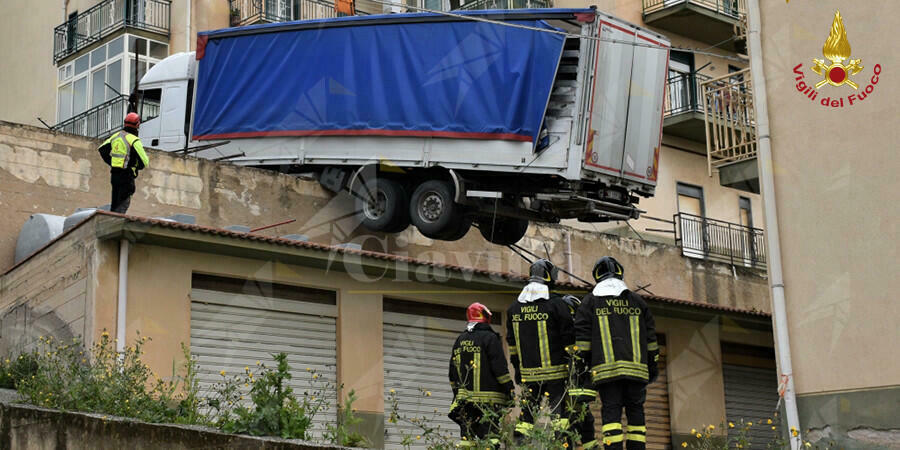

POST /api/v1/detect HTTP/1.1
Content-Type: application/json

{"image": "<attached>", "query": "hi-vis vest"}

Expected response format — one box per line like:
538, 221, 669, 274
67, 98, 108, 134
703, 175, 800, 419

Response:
104, 131, 139, 169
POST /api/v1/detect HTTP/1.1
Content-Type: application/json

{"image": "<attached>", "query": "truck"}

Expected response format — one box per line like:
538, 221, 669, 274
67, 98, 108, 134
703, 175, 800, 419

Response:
137, 8, 670, 245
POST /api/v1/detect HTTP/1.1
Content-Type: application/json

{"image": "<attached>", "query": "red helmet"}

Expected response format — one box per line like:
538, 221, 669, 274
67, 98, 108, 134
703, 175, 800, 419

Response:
466, 303, 492, 323
124, 112, 141, 127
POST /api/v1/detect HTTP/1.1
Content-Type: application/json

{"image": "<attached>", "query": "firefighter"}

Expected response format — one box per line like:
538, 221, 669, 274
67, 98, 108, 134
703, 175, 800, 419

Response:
97, 112, 149, 213
574, 257, 659, 450
507, 259, 575, 437
448, 302, 514, 445
561, 294, 598, 448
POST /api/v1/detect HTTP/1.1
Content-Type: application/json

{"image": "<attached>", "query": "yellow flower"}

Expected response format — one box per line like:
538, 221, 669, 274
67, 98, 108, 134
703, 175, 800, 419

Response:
729, 422, 735, 428
747, 422, 753, 427
792, 429, 799, 437
544, 392, 549, 397
390, 389, 395, 394
416, 436, 421, 440
691, 429, 696, 434
572, 345, 579, 351
425, 391, 432, 397
682, 443, 688, 448
220, 370, 226, 376
772, 426, 777, 430
696, 433, 702, 438
306, 367, 311, 372
767, 419, 773, 424
563, 443, 569, 448
708, 424, 715, 430
244, 366, 249, 371
605, 440, 611, 446
804, 443, 811, 448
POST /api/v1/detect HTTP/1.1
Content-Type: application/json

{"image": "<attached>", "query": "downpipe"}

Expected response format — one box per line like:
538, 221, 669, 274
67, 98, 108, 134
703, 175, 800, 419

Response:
116, 239, 129, 355
747, 1, 802, 447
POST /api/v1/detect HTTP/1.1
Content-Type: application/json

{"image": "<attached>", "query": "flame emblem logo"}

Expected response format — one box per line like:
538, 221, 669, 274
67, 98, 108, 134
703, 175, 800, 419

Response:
812, 11, 863, 89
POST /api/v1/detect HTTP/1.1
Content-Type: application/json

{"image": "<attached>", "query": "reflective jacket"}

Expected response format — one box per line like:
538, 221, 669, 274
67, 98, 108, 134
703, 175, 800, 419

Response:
98, 129, 149, 178
449, 323, 513, 407
506, 293, 575, 383
574, 280, 658, 385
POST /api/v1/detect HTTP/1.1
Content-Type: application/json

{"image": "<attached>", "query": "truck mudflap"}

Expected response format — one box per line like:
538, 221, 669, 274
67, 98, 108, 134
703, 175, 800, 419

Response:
582, 16, 669, 187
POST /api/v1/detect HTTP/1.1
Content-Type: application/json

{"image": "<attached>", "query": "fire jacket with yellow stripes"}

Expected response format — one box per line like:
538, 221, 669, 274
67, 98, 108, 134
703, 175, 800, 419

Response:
574, 287, 658, 385
506, 293, 575, 383
449, 323, 514, 407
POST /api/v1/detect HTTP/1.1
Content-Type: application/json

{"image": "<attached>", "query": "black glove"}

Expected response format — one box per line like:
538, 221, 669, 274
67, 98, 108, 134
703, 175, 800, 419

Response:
648, 364, 659, 384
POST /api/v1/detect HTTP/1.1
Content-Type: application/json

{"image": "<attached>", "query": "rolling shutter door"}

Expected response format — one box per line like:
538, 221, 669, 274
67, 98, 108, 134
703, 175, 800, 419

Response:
190, 287, 338, 436
723, 364, 778, 444
593, 341, 672, 449
383, 311, 467, 449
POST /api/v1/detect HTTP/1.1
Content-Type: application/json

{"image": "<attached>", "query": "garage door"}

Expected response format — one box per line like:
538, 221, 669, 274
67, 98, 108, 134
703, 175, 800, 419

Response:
383, 310, 465, 449
190, 282, 338, 437
593, 336, 672, 449
723, 364, 778, 444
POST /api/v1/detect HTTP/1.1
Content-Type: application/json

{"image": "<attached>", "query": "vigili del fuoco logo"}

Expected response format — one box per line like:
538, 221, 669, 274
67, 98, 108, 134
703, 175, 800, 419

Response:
793, 10, 882, 108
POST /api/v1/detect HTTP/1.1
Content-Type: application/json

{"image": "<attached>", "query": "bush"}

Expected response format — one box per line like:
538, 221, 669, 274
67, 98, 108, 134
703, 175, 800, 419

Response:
0, 351, 39, 389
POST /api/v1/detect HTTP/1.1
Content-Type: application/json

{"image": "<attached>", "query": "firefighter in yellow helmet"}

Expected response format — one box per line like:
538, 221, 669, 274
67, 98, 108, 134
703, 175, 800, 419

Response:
97, 112, 149, 213
448, 302, 513, 446
574, 257, 659, 450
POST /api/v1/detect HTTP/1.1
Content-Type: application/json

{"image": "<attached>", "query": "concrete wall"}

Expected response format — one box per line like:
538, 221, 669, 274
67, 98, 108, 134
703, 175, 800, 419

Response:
0, 0, 61, 127
758, 1, 900, 447
0, 219, 107, 355
0, 396, 342, 450
0, 121, 771, 313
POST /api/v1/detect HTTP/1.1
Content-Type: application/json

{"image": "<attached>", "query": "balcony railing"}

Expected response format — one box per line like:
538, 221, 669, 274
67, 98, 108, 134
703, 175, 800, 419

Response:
701, 68, 756, 173
674, 212, 765, 268
456, 0, 551, 10
53, 96, 130, 139
643, 0, 746, 20
53, 0, 171, 63
665, 72, 710, 117
229, 0, 366, 26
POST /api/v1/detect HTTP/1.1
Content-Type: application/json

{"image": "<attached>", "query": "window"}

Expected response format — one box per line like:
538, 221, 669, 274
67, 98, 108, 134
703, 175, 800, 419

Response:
139, 88, 162, 121
667, 51, 696, 114
738, 197, 752, 229
55, 34, 168, 126
676, 183, 707, 257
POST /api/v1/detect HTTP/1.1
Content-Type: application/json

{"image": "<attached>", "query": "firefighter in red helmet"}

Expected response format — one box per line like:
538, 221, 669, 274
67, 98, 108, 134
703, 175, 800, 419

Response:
448, 303, 513, 446
97, 112, 148, 213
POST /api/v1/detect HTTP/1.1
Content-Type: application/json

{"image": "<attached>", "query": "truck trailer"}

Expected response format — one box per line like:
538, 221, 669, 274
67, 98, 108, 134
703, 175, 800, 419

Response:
137, 8, 670, 245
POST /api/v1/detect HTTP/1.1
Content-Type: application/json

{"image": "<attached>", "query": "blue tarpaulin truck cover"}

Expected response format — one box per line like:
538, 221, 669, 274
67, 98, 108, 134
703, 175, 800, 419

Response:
193, 11, 573, 144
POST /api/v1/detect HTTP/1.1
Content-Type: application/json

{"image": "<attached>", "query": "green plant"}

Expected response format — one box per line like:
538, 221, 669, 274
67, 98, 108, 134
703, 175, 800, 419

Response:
681, 417, 827, 449
326, 389, 371, 447
13, 332, 203, 424
0, 351, 39, 389
208, 353, 328, 440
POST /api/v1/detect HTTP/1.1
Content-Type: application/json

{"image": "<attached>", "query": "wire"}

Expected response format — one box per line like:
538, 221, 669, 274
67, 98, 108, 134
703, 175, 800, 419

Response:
365, 0, 747, 63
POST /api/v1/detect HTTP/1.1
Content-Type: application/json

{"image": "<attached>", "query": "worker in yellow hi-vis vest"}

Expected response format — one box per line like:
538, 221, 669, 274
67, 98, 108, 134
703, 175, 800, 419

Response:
97, 113, 149, 213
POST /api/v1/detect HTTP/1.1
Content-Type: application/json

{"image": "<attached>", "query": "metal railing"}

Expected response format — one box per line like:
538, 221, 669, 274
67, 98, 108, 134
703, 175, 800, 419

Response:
53, 95, 130, 139
674, 212, 766, 268
456, 0, 551, 10
643, 0, 746, 19
665, 72, 710, 117
53, 0, 171, 62
230, 0, 354, 26
701, 68, 757, 173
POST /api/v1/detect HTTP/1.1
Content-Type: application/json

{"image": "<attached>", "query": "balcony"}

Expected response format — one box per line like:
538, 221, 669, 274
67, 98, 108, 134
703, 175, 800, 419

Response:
52, 95, 160, 140
53, 0, 171, 63
642, 0, 746, 52
663, 72, 710, 145
456, 0, 551, 10
701, 69, 758, 193
675, 212, 765, 269
229, 0, 366, 26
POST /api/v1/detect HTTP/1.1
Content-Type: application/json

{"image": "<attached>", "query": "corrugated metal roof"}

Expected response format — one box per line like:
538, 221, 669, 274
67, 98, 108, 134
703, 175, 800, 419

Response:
8, 210, 771, 318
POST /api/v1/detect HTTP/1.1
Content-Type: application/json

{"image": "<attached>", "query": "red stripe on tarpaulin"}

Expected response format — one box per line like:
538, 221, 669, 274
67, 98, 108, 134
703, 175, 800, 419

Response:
193, 128, 534, 142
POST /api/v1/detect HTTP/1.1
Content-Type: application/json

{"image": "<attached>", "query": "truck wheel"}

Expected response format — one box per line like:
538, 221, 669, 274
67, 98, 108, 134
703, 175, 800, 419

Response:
478, 217, 530, 245
440, 216, 472, 241
410, 180, 463, 239
355, 178, 410, 233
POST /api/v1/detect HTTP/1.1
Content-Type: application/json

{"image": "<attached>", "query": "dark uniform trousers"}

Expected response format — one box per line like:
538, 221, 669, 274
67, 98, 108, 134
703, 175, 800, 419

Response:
451, 402, 505, 441
111, 172, 136, 214
597, 380, 648, 450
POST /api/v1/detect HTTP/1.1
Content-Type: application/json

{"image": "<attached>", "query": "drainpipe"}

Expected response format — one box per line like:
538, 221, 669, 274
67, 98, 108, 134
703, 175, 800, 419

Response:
747, 1, 801, 448
116, 239, 129, 354
185, 0, 191, 52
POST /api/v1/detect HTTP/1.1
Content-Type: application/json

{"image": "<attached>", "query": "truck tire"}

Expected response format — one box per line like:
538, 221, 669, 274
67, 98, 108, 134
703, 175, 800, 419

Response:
440, 216, 472, 241
355, 178, 410, 233
478, 217, 529, 245
409, 179, 464, 239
